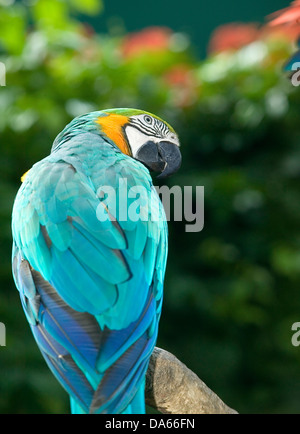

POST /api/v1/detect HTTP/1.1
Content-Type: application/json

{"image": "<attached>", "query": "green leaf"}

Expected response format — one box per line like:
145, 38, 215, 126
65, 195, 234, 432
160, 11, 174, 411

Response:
33, 0, 69, 30
0, 6, 26, 54
69, 0, 103, 15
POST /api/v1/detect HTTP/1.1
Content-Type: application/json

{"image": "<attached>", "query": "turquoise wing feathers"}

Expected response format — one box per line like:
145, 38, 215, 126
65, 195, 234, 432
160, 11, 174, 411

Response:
11, 131, 168, 414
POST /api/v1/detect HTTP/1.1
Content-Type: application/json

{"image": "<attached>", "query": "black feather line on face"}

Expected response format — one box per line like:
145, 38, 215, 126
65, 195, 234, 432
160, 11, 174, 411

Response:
129, 117, 170, 139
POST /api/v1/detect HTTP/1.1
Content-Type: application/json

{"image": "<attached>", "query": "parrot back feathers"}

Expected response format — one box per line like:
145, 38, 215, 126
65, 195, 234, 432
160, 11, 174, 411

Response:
12, 131, 168, 414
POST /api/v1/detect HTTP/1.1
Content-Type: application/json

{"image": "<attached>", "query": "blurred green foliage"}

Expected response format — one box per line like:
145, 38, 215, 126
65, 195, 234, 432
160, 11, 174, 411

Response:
1, 0, 300, 414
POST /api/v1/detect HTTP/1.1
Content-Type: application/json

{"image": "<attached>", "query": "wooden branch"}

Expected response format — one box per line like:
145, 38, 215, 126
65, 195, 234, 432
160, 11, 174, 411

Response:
145, 347, 238, 414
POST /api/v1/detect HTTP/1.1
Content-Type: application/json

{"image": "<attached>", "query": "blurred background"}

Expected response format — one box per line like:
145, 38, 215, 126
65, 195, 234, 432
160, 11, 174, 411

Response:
1, 0, 300, 414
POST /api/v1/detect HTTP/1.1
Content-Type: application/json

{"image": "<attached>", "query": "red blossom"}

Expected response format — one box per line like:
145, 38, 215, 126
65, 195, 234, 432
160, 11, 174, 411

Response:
268, 1, 300, 27
208, 23, 260, 54
164, 64, 192, 86
266, 1, 300, 41
261, 24, 300, 42
121, 27, 171, 59
164, 65, 198, 107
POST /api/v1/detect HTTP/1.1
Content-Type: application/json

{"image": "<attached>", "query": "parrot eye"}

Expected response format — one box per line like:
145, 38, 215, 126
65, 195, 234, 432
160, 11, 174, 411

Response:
144, 115, 153, 125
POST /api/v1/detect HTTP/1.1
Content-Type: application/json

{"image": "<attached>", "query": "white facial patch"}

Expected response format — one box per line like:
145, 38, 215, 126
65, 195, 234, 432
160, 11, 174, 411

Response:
125, 125, 159, 157
125, 120, 180, 158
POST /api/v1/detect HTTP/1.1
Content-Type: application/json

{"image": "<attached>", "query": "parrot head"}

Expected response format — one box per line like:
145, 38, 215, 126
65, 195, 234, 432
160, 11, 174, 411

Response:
53, 108, 181, 179
96, 108, 181, 178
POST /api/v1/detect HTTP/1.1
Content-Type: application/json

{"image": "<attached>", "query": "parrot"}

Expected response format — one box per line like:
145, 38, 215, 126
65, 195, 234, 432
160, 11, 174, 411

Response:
11, 108, 181, 414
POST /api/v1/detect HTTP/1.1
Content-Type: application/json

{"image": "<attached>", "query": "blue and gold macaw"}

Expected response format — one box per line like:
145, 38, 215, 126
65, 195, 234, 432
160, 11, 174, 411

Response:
11, 108, 181, 414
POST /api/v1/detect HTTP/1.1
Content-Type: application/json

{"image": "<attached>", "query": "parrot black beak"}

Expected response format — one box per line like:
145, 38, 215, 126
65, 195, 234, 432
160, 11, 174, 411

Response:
156, 141, 182, 179
135, 140, 182, 179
